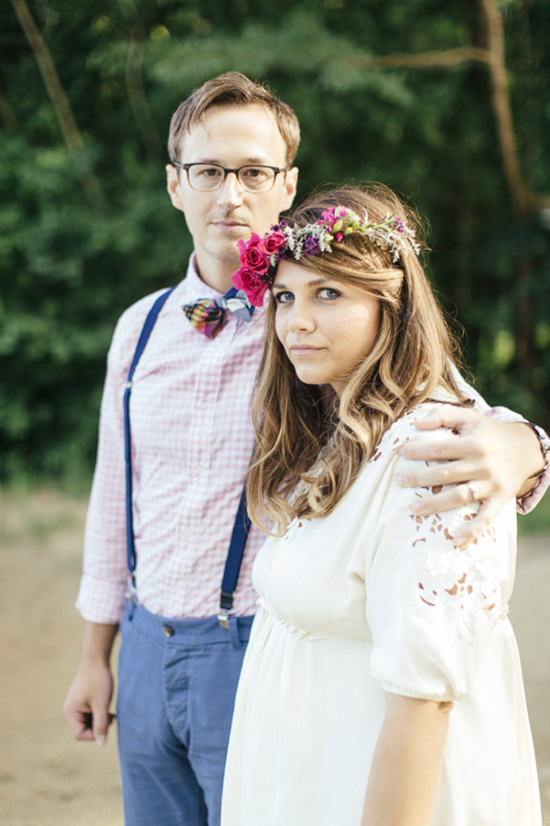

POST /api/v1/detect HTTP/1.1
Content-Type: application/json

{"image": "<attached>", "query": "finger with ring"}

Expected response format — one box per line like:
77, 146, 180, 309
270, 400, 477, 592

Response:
463, 481, 480, 503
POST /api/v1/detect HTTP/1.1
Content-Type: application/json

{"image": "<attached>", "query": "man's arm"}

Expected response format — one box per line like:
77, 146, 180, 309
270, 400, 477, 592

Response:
63, 621, 119, 746
397, 407, 548, 548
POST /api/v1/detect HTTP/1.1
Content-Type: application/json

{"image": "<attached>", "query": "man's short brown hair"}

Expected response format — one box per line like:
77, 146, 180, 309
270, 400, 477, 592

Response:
168, 72, 301, 167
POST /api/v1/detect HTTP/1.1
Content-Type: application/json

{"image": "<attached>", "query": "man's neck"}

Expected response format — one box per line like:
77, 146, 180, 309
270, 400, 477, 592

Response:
194, 252, 238, 295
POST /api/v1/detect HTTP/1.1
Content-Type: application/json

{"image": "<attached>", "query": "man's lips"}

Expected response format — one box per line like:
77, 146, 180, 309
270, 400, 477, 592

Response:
211, 219, 248, 231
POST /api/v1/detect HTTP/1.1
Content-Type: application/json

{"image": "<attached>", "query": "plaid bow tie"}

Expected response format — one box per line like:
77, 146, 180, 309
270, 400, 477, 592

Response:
183, 287, 254, 339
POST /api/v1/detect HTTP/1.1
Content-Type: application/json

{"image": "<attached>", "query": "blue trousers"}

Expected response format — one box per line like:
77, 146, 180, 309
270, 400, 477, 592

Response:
117, 599, 253, 826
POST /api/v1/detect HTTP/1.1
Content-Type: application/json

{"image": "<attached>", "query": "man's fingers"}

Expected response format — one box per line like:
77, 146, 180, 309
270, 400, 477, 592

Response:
397, 436, 482, 464
408, 483, 482, 516
398, 460, 489, 492
64, 708, 95, 742
65, 708, 115, 745
412, 406, 482, 431
92, 706, 114, 746
451, 500, 500, 549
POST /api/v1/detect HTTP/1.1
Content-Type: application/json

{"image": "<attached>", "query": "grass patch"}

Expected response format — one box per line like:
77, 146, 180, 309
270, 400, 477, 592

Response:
518, 487, 550, 535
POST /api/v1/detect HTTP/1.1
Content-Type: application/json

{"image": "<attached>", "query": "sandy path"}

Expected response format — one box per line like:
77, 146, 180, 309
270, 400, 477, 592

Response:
0, 490, 548, 825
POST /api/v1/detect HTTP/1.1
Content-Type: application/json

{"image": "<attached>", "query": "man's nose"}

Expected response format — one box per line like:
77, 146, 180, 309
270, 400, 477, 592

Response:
216, 172, 244, 208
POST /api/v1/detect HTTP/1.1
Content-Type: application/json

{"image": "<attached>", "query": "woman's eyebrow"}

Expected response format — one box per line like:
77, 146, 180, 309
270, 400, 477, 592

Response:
273, 278, 328, 290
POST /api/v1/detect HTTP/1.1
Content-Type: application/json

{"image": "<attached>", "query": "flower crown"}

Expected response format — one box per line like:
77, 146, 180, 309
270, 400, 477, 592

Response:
231, 206, 421, 307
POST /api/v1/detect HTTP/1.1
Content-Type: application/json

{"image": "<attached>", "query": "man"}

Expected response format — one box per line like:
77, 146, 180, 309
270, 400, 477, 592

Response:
64, 73, 549, 826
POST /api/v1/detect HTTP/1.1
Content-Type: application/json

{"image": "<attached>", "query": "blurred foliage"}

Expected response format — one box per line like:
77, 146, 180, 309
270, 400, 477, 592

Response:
1, 0, 549, 484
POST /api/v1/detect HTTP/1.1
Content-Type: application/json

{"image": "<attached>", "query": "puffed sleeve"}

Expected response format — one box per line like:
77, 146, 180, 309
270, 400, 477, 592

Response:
366, 413, 516, 702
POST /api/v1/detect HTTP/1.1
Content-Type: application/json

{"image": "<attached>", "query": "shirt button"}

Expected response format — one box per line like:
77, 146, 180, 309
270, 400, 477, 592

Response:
194, 464, 204, 476
163, 625, 175, 637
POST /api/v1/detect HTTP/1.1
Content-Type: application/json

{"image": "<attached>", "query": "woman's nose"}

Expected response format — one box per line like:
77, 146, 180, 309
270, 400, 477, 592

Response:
288, 300, 316, 332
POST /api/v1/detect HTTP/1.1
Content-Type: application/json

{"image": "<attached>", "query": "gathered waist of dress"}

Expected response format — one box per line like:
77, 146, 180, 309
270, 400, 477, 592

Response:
256, 597, 314, 640
256, 597, 373, 643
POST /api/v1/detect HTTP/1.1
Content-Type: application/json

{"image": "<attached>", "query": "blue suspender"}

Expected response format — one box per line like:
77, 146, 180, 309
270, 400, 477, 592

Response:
123, 287, 251, 628
219, 485, 250, 627
124, 289, 174, 578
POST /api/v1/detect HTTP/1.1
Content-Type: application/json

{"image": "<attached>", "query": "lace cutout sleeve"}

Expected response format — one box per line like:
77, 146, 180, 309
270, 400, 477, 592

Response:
366, 408, 516, 702
411, 512, 507, 637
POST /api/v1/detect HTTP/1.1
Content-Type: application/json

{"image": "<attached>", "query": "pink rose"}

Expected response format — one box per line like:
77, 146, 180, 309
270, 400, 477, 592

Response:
263, 230, 286, 255
231, 270, 245, 291
237, 233, 269, 273
231, 266, 270, 307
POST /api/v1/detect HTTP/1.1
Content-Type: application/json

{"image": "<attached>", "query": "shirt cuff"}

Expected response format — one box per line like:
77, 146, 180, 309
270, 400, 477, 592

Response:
76, 574, 127, 625
484, 409, 550, 513
517, 467, 550, 514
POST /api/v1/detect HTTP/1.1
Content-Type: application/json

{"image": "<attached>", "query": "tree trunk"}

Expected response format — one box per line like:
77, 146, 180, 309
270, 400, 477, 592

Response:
10, 0, 105, 209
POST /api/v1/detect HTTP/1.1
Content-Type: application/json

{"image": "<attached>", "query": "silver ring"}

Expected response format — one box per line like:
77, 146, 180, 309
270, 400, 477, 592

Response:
464, 481, 480, 503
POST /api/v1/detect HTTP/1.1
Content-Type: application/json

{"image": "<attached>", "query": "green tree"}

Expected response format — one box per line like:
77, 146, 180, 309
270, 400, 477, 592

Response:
1, 0, 549, 484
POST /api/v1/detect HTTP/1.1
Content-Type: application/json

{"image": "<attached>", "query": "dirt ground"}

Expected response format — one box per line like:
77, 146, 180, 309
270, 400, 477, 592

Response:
0, 490, 549, 826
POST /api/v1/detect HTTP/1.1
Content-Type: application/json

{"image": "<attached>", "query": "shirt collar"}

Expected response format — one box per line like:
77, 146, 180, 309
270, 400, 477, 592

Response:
175, 253, 268, 327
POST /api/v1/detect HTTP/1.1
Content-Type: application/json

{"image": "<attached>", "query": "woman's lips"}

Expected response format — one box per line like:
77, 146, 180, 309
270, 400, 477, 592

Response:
289, 345, 324, 354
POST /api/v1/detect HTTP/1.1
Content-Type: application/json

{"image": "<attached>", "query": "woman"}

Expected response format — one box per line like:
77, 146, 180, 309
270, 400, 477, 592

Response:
221, 185, 541, 826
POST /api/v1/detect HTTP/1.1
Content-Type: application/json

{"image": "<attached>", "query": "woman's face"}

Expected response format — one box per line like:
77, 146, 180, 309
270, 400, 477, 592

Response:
273, 260, 380, 396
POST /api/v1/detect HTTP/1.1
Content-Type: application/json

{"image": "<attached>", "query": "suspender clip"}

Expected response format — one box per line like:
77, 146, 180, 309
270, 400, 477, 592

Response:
218, 589, 234, 628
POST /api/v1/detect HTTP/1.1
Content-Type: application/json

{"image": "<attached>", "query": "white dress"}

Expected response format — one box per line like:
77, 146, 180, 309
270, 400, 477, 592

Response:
221, 403, 542, 826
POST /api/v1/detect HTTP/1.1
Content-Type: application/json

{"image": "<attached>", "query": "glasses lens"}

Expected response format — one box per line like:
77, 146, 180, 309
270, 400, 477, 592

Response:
188, 164, 225, 191
186, 164, 279, 192
238, 166, 276, 192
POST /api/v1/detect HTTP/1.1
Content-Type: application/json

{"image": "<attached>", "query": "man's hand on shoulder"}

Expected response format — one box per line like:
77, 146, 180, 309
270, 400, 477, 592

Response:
396, 406, 546, 549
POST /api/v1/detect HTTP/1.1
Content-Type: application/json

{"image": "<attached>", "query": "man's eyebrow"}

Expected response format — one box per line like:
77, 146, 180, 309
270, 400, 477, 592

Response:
189, 157, 272, 165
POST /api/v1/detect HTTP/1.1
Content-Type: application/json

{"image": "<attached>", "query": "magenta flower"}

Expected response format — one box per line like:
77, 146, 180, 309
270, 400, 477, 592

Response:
263, 230, 286, 255
321, 208, 337, 229
232, 266, 271, 307
237, 233, 270, 273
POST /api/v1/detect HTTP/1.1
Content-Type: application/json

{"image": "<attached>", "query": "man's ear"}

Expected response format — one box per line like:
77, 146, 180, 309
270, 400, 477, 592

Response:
166, 164, 184, 214
281, 166, 299, 212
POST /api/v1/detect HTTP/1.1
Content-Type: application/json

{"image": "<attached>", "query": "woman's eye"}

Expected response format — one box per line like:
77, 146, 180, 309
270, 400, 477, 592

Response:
319, 288, 340, 300
274, 291, 294, 304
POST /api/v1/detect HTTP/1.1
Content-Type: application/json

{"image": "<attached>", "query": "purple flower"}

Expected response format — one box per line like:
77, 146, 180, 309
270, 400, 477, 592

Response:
303, 236, 322, 256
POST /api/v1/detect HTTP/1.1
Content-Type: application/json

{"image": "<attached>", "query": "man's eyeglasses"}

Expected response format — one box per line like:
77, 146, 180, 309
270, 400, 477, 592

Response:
170, 161, 289, 193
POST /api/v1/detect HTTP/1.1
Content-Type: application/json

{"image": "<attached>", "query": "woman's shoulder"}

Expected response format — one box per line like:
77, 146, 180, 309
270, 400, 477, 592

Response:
373, 397, 459, 460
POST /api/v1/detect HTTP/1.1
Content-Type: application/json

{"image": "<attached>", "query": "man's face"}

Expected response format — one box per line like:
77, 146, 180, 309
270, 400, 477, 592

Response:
167, 104, 298, 285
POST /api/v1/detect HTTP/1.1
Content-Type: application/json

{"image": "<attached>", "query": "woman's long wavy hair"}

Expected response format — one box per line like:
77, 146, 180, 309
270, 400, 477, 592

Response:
247, 184, 469, 535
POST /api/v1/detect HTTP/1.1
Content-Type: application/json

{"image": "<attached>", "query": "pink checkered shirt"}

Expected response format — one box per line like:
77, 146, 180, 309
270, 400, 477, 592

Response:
77, 259, 550, 624
77, 259, 269, 623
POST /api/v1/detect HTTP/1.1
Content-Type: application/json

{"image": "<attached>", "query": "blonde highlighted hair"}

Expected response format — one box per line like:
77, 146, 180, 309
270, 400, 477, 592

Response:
168, 72, 301, 167
247, 184, 469, 535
